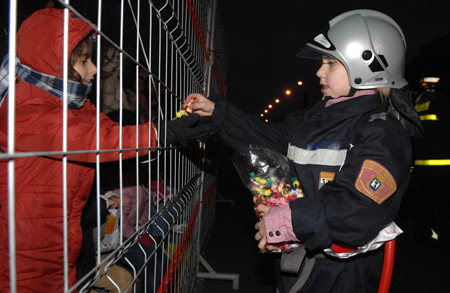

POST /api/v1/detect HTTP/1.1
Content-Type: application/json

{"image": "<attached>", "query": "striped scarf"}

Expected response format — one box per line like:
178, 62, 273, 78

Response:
0, 54, 91, 109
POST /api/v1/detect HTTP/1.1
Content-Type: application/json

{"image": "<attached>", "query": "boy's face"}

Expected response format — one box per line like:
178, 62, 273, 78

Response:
73, 56, 97, 84
316, 56, 351, 98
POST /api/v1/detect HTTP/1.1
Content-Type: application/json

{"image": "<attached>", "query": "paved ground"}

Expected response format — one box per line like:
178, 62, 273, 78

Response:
194, 152, 450, 293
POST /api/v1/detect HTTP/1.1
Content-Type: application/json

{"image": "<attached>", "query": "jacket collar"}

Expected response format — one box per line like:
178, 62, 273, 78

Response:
324, 90, 378, 108
320, 91, 385, 125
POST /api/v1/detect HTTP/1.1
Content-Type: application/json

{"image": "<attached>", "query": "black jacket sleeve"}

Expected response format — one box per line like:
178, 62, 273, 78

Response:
211, 96, 305, 155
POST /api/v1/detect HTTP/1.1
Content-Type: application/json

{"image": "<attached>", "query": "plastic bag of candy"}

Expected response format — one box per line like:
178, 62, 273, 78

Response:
232, 144, 304, 252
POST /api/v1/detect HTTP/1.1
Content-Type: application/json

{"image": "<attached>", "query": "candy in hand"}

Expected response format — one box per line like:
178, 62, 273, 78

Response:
184, 97, 197, 114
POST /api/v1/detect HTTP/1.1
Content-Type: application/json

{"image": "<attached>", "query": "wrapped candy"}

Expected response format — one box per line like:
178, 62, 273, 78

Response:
175, 109, 186, 118
173, 97, 197, 120
184, 97, 196, 114
249, 173, 302, 218
232, 145, 305, 252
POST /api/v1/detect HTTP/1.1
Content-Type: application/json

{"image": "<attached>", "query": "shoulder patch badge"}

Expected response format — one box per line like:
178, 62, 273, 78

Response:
319, 171, 335, 189
355, 159, 397, 204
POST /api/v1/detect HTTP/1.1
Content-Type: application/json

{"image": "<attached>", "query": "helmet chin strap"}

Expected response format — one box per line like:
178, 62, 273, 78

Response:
334, 87, 358, 99
346, 87, 358, 97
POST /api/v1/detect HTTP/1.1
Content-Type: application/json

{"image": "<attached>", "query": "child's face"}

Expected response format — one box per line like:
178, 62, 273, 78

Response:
73, 56, 97, 84
316, 56, 351, 98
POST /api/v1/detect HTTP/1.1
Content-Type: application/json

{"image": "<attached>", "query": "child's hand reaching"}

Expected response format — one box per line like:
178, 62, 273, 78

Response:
184, 93, 215, 116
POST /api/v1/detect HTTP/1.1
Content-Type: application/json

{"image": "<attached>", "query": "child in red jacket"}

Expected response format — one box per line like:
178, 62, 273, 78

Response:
0, 6, 213, 291
0, 8, 156, 292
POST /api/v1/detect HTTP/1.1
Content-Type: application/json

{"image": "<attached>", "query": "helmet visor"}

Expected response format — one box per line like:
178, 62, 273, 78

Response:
296, 45, 329, 60
296, 45, 340, 66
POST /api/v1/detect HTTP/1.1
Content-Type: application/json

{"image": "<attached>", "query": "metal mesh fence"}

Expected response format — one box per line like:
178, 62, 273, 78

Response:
1, 0, 227, 292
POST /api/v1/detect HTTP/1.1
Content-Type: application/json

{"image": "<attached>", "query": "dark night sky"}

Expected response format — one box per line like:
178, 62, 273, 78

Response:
2, 1, 448, 119
217, 1, 450, 119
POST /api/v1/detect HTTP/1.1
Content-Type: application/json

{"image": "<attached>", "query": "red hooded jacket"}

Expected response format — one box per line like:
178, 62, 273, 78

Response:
0, 8, 156, 292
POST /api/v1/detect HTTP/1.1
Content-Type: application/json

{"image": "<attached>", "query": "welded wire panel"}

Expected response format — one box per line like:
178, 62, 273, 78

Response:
1, 0, 226, 292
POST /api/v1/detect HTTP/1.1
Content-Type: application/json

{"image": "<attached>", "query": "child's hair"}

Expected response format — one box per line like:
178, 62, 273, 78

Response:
68, 33, 95, 82
377, 88, 391, 101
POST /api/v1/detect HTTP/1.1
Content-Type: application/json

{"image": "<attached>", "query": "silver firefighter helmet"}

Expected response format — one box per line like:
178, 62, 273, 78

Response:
298, 9, 407, 89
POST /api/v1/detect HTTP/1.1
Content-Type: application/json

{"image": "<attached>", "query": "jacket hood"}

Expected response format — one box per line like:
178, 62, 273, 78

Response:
16, 8, 95, 77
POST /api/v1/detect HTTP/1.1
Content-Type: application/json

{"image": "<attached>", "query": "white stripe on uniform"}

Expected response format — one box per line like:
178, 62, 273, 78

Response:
287, 143, 347, 166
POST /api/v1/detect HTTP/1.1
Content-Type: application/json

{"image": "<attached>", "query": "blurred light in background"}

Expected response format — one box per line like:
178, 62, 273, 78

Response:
261, 80, 308, 122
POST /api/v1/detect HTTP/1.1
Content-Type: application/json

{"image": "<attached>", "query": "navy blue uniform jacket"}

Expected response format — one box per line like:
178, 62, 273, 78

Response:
211, 92, 412, 292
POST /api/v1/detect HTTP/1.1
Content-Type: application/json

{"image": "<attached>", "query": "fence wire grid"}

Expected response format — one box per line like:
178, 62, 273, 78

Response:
1, 0, 228, 292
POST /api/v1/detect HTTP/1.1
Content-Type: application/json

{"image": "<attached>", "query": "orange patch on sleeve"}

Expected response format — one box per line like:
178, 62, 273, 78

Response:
355, 159, 397, 204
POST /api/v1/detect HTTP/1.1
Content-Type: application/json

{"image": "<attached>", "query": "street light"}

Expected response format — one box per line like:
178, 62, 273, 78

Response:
275, 98, 280, 103
298, 81, 303, 86
285, 89, 291, 95
268, 104, 273, 109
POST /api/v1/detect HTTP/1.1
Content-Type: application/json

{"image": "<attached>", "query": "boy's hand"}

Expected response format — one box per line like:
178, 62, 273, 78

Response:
184, 93, 215, 116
